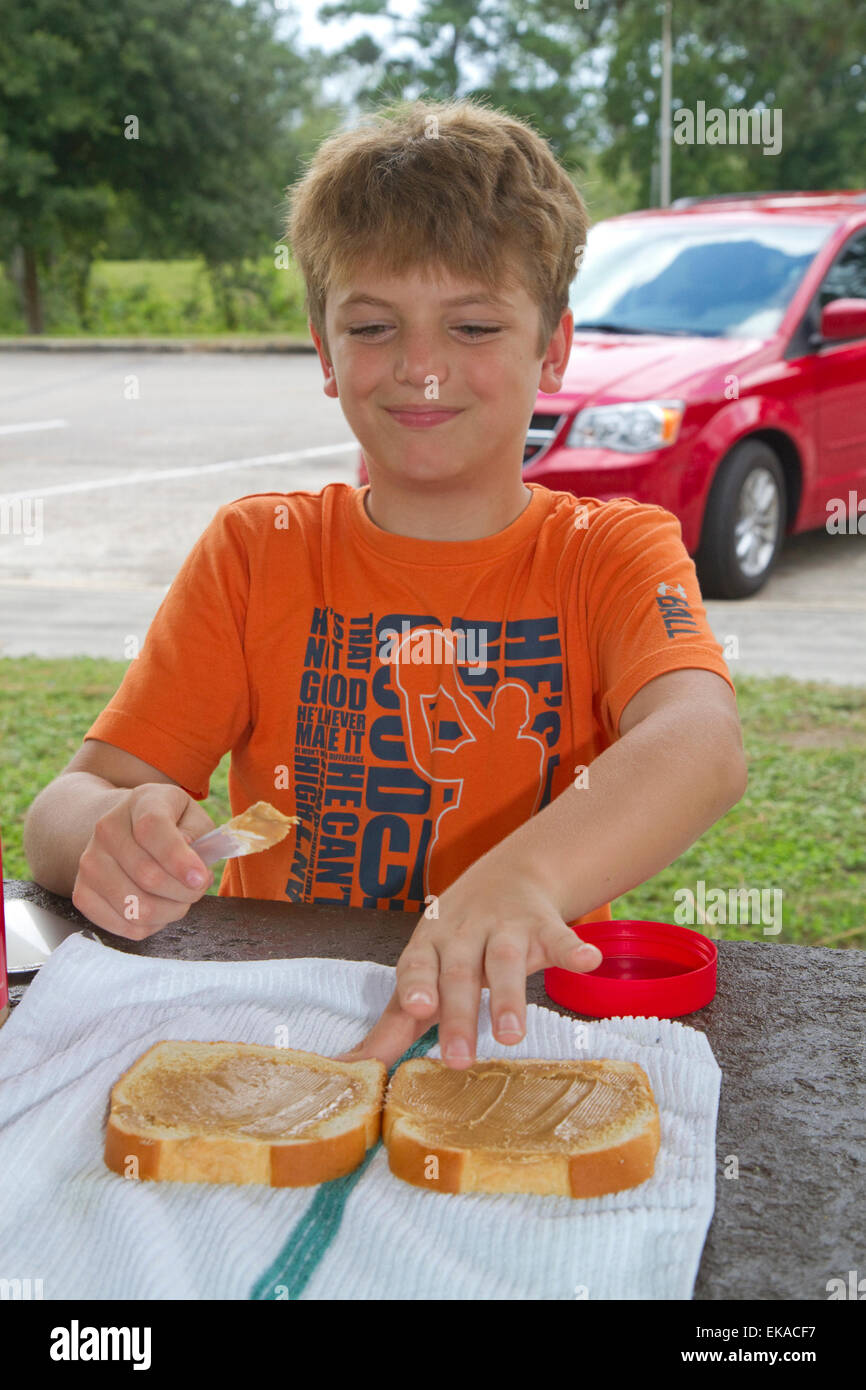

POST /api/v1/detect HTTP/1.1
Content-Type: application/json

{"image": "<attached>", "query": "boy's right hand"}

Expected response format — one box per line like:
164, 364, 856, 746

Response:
72, 783, 217, 938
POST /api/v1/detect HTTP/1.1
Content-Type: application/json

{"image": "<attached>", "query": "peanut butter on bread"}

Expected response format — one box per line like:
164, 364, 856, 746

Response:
104, 1041, 387, 1187
383, 1057, 661, 1198
114, 1051, 364, 1141
387, 1058, 652, 1153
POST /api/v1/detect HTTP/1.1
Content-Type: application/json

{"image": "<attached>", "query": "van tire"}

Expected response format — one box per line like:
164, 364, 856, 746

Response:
695, 440, 786, 599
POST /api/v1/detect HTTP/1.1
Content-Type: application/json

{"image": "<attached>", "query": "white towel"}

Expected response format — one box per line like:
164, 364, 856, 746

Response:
0, 932, 720, 1300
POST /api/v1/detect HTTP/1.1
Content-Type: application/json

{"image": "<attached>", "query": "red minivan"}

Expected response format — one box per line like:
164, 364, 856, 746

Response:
358, 191, 866, 597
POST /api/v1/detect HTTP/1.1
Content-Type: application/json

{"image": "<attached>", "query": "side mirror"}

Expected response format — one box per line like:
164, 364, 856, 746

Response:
819, 297, 866, 343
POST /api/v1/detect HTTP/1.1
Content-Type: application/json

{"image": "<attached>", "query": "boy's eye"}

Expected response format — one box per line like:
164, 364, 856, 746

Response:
346, 324, 500, 338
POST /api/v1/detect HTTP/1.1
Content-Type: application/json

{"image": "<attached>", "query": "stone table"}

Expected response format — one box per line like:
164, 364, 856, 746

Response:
3, 879, 863, 1301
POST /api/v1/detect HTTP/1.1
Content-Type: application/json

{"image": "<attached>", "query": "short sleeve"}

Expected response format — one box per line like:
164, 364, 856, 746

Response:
578, 498, 736, 742
83, 503, 251, 800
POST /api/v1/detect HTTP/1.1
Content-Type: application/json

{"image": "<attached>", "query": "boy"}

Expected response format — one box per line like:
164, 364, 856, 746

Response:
23, 98, 747, 1071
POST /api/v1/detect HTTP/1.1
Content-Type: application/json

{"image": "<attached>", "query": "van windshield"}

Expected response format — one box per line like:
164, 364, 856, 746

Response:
570, 216, 833, 338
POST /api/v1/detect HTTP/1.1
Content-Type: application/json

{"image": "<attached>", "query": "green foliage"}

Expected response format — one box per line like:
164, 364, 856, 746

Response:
0, 257, 310, 336
601, 0, 866, 204
0, 0, 344, 330
615, 674, 866, 946
0, 657, 231, 898
317, 0, 866, 207
316, 0, 611, 163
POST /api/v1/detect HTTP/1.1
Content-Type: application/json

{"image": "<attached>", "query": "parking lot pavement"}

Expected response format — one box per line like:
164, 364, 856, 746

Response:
699, 528, 866, 685
1, 353, 864, 682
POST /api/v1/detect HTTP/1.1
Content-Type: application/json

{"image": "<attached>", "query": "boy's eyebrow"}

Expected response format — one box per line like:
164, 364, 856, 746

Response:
337, 292, 512, 310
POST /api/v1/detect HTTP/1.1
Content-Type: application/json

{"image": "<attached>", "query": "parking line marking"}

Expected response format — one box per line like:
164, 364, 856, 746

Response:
0, 418, 68, 436
0, 442, 359, 501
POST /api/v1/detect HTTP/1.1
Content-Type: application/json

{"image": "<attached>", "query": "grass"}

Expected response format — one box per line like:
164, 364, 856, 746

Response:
0, 258, 312, 338
1, 657, 864, 950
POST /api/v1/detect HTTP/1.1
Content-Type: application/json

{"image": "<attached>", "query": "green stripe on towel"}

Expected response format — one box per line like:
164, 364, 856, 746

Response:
250, 1025, 439, 1300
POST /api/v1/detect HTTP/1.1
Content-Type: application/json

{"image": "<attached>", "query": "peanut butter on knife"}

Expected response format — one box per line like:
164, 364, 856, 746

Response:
225, 801, 300, 849
191, 801, 300, 866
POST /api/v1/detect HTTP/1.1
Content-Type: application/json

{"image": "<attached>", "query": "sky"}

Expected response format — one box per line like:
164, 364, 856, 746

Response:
280, 0, 419, 57
273, 0, 490, 118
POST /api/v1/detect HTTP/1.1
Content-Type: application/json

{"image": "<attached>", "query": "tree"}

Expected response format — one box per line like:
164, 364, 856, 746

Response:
601, 0, 866, 204
0, 0, 334, 331
313, 0, 866, 210
314, 0, 613, 166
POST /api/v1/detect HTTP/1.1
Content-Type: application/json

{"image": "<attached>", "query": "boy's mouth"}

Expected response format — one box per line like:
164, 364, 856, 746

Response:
384, 406, 464, 428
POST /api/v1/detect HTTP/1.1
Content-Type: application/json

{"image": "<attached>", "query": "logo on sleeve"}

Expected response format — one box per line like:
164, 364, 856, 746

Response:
655, 581, 701, 638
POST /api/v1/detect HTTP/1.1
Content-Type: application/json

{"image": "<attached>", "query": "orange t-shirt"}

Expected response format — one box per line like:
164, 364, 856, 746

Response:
84, 482, 736, 925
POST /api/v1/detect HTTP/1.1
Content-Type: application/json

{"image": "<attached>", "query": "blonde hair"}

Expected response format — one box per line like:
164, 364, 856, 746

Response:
282, 96, 589, 362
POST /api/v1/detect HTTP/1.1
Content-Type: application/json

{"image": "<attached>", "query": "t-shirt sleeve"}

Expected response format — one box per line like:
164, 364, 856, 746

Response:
82, 503, 251, 800
579, 498, 736, 742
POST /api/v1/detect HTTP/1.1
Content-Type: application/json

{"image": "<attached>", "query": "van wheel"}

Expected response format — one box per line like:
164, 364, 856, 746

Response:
695, 440, 786, 598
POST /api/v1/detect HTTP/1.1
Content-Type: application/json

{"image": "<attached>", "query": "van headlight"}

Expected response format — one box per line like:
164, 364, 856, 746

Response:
565, 400, 685, 453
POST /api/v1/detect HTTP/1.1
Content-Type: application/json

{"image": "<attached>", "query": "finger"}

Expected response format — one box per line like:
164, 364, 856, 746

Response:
332, 988, 435, 1069
178, 808, 217, 841
437, 940, 484, 1069
536, 920, 602, 972
129, 790, 213, 888
395, 935, 441, 1017
125, 805, 214, 896
76, 841, 195, 937
483, 931, 529, 1044
71, 870, 184, 940
72, 874, 136, 936
93, 818, 211, 905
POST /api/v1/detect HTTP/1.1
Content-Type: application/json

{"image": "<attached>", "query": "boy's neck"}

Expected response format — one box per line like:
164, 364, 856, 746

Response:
363, 477, 534, 542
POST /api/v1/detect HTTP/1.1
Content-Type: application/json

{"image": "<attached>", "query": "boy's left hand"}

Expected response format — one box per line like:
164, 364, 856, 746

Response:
333, 852, 603, 1071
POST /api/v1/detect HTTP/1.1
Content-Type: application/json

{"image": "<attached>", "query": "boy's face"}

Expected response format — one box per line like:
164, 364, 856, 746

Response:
309, 258, 574, 490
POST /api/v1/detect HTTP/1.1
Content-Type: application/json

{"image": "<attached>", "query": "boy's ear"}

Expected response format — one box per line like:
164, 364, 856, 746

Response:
539, 308, 574, 395
309, 319, 339, 398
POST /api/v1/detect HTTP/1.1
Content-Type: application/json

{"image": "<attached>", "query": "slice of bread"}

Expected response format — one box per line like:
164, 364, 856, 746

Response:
383, 1057, 660, 1198
104, 1041, 387, 1187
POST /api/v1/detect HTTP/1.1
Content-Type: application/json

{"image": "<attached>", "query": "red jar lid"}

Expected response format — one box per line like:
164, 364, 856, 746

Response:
544, 919, 717, 1020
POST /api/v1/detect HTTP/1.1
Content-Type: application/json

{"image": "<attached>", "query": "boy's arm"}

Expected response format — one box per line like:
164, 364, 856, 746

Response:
23, 775, 131, 899
337, 666, 746, 1069
23, 742, 189, 899
495, 667, 747, 924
